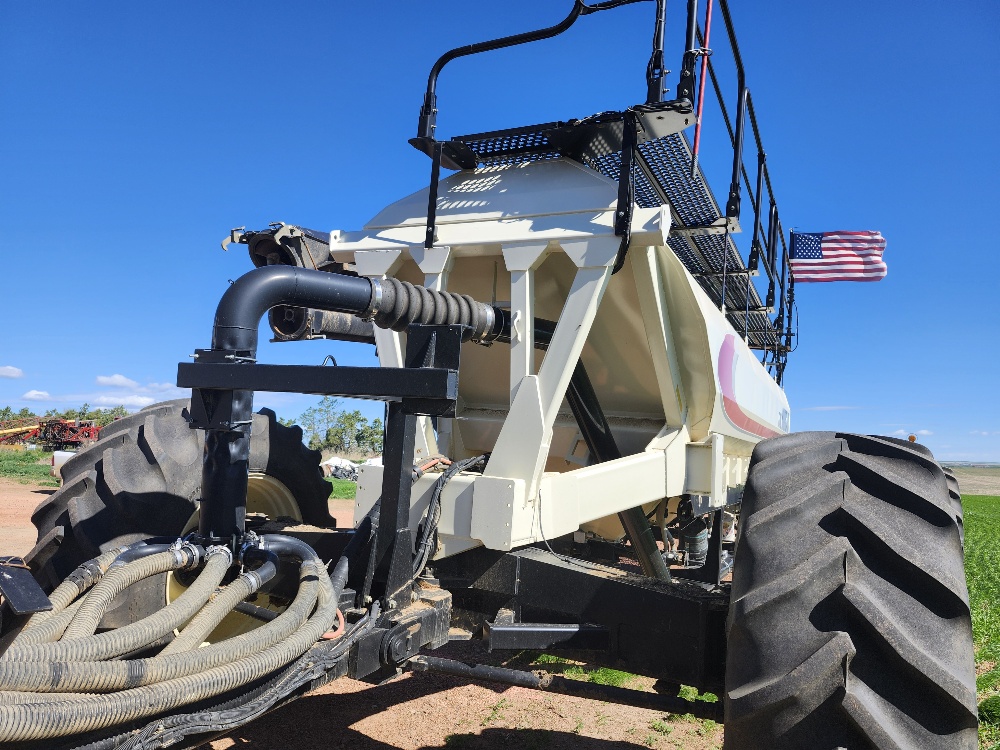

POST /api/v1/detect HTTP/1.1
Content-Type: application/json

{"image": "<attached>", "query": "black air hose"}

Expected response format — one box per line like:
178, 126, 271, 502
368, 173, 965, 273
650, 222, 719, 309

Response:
210, 265, 503, 353
370, 277, 498, 342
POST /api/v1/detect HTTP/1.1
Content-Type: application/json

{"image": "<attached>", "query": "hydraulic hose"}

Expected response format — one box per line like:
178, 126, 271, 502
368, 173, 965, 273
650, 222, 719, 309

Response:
0, 556, 348, 742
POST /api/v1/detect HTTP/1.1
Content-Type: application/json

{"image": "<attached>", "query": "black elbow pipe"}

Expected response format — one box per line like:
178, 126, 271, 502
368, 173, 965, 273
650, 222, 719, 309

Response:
198, 266, 503, 545
241, 547, 280, 582
212, 266, 502, 355
212, 266, 375, 353
259, 534, 323, 563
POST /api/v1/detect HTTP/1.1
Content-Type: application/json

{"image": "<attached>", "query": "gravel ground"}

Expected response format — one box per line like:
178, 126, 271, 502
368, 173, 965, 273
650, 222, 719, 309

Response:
0, 480, 722, 750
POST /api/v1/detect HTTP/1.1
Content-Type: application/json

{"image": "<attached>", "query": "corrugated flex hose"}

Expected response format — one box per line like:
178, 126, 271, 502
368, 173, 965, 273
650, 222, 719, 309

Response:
0, 538, 350, 743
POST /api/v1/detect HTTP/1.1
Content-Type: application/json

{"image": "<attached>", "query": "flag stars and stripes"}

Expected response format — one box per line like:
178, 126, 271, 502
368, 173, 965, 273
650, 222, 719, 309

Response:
789, 231, 887, 282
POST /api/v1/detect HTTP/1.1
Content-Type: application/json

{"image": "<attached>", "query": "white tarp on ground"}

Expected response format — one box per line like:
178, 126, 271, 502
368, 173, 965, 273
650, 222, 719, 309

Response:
320, 456, 360, 481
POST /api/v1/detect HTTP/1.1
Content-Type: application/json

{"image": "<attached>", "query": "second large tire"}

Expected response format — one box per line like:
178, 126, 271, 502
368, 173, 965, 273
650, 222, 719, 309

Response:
23, 400, 332, 626
724, 432, 977, 749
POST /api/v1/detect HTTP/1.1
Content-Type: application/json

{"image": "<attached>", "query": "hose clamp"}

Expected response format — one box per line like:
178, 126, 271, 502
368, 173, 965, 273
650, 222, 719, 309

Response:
178, 541, 202, 570
239, 530, 261, 562
79, 560, 103, 590
206, 545, 234, 568
359, 278, 382, 321
241, 569, 264, 591
475, 305, 501, 344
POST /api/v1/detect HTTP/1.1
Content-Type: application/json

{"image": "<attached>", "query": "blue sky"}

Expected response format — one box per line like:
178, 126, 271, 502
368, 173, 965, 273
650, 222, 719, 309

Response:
1, 1, 997, 462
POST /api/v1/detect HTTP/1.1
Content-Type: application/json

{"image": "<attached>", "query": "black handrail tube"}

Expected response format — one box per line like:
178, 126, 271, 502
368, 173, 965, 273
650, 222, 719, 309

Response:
750, 151, 765, 272
417, 3, 586, 140
645, 0, 668, 104
676, 0, 699, 104
697, 26, 757, 214
767, 202, 778, 272
764, 203, 777, 310
725, 89, 747, 219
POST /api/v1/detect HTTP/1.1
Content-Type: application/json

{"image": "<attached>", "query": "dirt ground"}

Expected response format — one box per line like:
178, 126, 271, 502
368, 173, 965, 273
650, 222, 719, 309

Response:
0, 480, 722, 750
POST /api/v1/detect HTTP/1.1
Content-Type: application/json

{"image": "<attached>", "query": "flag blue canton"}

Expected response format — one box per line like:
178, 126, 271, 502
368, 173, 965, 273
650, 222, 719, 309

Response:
791, 232, 823, 259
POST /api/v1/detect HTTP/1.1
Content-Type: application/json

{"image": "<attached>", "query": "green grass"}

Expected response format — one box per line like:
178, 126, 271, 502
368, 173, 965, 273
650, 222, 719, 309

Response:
965, 494, 1000, 748
0, 449, 57, 486
531, 654, 639, 689
325, 477, 357, 499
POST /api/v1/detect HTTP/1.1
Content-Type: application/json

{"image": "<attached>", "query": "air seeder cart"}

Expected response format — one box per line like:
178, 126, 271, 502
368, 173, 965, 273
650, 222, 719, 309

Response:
1, 2, 976, 748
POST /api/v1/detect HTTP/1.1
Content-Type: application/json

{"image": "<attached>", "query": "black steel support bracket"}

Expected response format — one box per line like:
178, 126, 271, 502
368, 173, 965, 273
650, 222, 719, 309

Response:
437, 546, 729, 691
178, 362, 458, 417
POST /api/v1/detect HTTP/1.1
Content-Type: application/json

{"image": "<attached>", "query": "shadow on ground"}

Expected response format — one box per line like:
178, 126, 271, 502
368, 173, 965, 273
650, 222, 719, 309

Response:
202, 670, 654, 750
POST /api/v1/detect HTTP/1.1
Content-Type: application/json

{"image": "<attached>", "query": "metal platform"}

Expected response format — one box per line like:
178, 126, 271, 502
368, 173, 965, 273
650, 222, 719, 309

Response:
452, 113, 780, 351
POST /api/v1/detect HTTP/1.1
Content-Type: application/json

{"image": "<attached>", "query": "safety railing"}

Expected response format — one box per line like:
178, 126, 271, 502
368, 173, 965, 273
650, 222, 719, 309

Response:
681, 0, 796, 382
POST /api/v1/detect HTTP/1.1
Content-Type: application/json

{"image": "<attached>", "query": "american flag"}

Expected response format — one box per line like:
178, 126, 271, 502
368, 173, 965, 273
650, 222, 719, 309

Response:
789, 231, 887, 283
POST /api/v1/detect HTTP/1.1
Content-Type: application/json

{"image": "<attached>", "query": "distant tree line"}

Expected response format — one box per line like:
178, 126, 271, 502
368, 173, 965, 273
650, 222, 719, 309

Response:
282, 397, 383, 456
0, 403, 129, 427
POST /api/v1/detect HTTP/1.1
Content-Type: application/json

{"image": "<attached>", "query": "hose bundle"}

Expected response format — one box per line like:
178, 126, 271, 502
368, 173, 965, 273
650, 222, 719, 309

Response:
0, 536, 349, 743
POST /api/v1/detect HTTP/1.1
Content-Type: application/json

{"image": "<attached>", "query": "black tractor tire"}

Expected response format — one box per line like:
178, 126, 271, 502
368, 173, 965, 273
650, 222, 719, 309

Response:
23, 400, 331, 625
724, 432, 977, 750
943, 467, 964, 545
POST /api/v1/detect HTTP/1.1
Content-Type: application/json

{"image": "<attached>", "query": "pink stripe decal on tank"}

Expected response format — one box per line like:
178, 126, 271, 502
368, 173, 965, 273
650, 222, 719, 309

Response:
718, 334, 781, 439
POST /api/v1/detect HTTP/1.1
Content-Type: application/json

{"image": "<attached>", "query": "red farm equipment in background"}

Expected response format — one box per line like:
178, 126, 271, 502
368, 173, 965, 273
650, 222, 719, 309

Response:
0, 418, 100, 451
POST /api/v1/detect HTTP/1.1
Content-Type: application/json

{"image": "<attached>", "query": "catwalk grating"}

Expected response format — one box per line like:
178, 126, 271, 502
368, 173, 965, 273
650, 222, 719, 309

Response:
454, 117, 780, 351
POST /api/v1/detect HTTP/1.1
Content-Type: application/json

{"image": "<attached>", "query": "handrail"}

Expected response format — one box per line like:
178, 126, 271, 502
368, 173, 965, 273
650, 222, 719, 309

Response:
683, 0, 794, 378
414, 0, 656, 142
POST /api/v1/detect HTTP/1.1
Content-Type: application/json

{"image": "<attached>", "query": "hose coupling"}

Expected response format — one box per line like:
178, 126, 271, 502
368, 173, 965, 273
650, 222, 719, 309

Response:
240, 569, 264, 591
205, 545, 235, 568
238, 530, 262, 563
173, 540, 203, 570
359, 277, 383, 321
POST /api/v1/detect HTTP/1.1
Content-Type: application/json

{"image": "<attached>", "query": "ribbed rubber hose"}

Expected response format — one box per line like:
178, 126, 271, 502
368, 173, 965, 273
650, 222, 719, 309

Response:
10, 599, 85, 646
61, 549, 188, 640
24, 547, 127, 629
0, 691, 95, 704
0, 557, 345, 741
160, 559, 276, 656
2, 551, 230, 663
0, 560, 321, 693
372, 277, 496, 342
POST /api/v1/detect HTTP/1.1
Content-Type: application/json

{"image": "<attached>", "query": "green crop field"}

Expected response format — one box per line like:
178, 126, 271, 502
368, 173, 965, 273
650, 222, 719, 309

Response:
966, 494, 1000, 747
